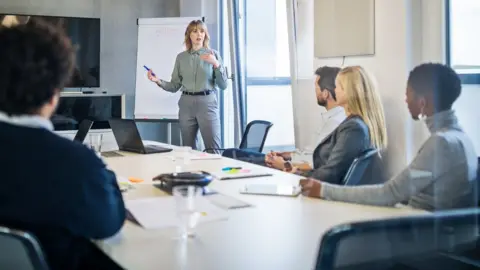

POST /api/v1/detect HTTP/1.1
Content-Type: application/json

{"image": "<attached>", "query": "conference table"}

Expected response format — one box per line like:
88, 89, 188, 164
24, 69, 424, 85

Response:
99, 143, 427, 270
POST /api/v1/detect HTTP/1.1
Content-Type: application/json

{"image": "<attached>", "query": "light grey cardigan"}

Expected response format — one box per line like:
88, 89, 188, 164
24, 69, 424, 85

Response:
320, 110, 478, 211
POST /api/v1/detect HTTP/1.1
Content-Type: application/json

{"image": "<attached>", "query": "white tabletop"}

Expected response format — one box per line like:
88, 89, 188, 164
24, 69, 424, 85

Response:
100, 146, 427, 270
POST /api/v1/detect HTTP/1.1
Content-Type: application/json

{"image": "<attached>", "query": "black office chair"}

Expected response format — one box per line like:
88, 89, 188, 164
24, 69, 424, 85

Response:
315, 208, 480, 270
445, 158, 480, 266
204, 120, 273, 155
477, 157, 480, 207
73, 119, 94, 143
342, 149, 385, 186
0, 226, 50, 270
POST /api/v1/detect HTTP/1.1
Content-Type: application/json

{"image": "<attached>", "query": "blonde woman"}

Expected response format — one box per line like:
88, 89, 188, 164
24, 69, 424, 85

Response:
267, 66, 387, 185
147, 20, 227, 150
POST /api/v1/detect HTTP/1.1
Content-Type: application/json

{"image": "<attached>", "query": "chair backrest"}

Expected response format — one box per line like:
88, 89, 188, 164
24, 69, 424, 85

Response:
476, 157, 480, 207
0, 227, 49, 270
342, 149, 381, 186
238, 120, 273, 153
315, 208, 480, 270
221, 148, 268, 165
73, 119, 94, 143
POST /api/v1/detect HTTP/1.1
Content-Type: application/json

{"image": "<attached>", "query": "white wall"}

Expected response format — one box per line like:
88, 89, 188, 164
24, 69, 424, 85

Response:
292, 0, 480, 177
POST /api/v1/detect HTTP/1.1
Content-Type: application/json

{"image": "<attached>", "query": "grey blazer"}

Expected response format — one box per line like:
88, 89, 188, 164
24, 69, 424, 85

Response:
309, 115, 373, 184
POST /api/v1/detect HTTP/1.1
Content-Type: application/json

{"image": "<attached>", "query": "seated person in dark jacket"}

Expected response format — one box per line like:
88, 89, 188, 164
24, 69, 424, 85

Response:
267, 66, 388, 184
0, 20, 125, 270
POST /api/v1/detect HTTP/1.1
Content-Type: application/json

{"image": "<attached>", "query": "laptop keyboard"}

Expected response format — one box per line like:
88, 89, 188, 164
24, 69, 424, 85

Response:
102, 151, 124, 157
145, 145, 170, 151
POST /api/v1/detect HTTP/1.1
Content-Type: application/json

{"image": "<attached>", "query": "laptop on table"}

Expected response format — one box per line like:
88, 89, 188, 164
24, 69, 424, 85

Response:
108, 119, 172, 154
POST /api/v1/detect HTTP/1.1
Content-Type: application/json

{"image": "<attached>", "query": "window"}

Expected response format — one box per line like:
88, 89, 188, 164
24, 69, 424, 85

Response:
447, 0, 480, 84
243, 0, 295, 149
221, 0, 295, 149
245, 0, 291, 85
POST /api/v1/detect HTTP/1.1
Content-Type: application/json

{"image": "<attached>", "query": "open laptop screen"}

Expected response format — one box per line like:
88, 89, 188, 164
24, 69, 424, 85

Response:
108, 119, 145, 152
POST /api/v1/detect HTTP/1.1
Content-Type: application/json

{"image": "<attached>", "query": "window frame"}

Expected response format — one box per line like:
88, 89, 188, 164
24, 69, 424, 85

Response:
446, 0, 480, 84
223, 0, 247, 136
218, 0, 225, 147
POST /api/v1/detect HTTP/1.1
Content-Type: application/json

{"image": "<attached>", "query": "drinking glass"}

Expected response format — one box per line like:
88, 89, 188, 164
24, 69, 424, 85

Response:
173, 146, 193, 172
172, 185, 203, 239
89, 133, 103, 154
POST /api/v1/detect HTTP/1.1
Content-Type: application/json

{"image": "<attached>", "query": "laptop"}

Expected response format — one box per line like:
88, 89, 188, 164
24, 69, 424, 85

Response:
73, 119, 94, 143
108, 119, 173, 154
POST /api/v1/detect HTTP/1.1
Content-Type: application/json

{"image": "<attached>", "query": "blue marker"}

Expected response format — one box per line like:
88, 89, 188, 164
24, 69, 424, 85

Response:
143, 65, 156, 77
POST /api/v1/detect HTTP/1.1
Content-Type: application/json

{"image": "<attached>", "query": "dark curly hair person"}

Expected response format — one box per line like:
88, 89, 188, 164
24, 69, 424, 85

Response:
0, 19, 75, 116
0, 20, 125, 270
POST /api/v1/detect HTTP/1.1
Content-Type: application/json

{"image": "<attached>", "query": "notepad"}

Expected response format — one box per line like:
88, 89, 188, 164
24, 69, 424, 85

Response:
213, 168, 273, 180
189, 152, 222, 160
126, 197, 228, 229
117, 176, 133, 192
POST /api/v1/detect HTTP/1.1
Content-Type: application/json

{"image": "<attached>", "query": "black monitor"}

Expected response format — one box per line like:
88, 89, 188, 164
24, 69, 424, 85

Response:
0, 14, 101, 88
52, 94, 123, 131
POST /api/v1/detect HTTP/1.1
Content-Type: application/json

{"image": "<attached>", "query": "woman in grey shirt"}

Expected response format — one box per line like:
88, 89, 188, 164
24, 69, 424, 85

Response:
300, 63, 478, 211
147, 20, 228, 150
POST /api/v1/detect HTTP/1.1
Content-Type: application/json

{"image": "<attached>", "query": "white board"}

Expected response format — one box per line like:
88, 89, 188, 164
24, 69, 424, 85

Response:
134, 17, 201, 119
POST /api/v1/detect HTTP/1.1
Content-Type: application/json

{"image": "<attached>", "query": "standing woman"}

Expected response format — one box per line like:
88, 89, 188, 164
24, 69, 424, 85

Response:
147, 20, 228, 150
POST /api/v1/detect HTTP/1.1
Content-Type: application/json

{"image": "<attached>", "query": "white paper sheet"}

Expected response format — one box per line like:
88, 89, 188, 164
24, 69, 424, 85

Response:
126, 197, 229, 229
206, 193, 253, 209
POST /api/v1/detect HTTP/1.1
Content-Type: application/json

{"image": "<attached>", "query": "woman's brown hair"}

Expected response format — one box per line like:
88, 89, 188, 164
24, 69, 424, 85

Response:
184, 20, 210, 51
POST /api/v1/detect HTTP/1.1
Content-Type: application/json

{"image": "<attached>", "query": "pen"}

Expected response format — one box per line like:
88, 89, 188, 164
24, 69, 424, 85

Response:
143, 65, 156, 77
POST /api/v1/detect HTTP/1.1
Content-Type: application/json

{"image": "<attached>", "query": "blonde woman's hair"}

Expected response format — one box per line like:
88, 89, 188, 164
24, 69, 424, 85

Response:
337, 66, 387, 150
184, 20, 210, 51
